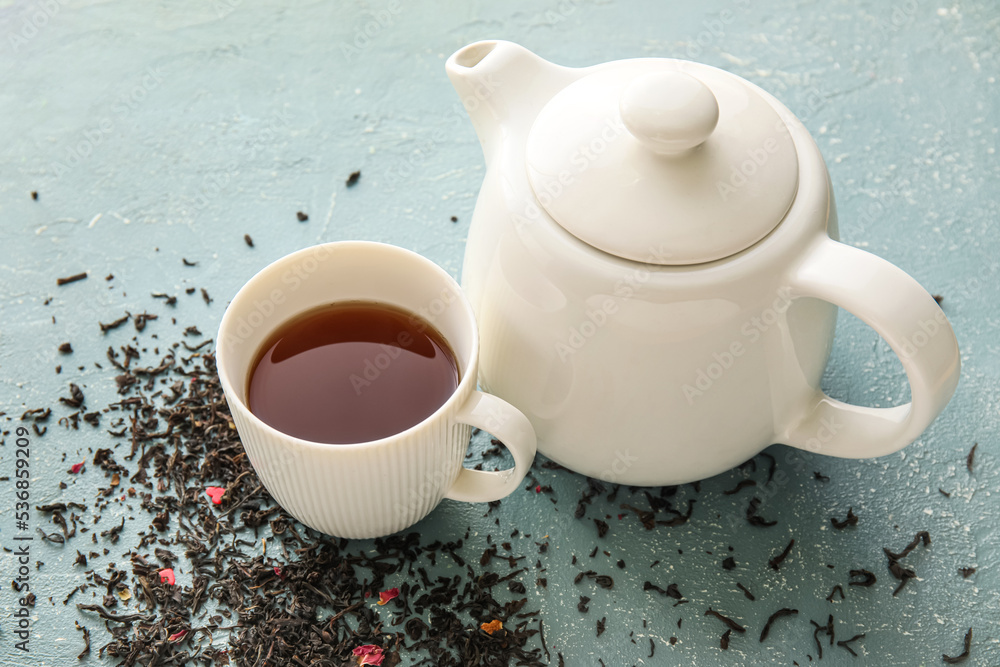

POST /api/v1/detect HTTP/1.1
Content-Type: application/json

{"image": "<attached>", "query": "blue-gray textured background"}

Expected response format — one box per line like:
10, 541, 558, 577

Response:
0, 1, 997, 665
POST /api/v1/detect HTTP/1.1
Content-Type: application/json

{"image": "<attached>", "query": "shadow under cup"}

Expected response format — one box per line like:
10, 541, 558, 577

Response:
216, 241, 481, 538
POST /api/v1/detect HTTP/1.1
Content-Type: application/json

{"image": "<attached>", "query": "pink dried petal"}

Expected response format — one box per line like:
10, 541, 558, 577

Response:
273, 566, 283, 579
69, 462, 85, 474
158, 568, 175, 585
352, 645, 385, 666
205, 486, 225, 504
377, 587, 399, 606
168, 629, 187, 642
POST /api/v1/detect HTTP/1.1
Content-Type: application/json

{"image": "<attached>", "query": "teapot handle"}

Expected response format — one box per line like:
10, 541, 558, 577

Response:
781, 237, 960, 457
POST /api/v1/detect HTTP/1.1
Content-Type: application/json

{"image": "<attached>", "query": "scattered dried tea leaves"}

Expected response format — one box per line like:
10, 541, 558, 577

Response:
723, 479, 756, 495
99, 314, 130, 333
759, 608, 797, 642
644, 581, 683, 602
759, 452, 777, 485
849, 570, 877, 587
132, 312, 157, 332
768, 539, 795, 570
942, 627, 972, 664
746, 496, 777, 527
837, 633, 865, 657
346, 170, 361, 187
57, 272, 88, 286
59, 383, 85, 408
884, 531, 931, 596
296, 211, 309, 222
575, 570, 614, 590
620, 503, 655, 530
967, 443, 978, 473
826, 585, 845, 602
75, 621, 90, 660
830, 508, 858, 529
809, 615, 835, 660
705, 608, 745, 634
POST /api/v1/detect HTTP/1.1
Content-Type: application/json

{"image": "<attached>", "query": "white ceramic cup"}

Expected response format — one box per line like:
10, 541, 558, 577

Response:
216, 241, 537, 539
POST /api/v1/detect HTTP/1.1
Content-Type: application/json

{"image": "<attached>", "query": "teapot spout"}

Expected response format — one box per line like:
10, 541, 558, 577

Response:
447, 40, 575, 163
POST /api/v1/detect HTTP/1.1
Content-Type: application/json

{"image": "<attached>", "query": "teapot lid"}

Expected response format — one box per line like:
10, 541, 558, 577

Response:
525, 61, 798, 265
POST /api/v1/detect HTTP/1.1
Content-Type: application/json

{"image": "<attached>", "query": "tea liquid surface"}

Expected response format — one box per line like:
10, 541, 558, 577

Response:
247, 301, 459, 444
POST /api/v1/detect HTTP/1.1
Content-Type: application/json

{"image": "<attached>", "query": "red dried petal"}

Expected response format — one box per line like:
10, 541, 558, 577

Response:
273, 566, 283, 579
377, 587, 399, 606
205, 486, 225, 504
158, 568, 175, 585
535, 485, 541, 493
69, 462, 85, 474
168, 629, 187, 642
352, 645, 385, 665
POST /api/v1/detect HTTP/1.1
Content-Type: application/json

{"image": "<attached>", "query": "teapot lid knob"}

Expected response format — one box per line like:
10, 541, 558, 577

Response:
620, 71, 719, 155
524, 60, 800, 265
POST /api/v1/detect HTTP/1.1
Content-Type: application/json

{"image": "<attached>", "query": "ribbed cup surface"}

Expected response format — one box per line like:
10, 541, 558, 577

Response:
227, 359, 474, 539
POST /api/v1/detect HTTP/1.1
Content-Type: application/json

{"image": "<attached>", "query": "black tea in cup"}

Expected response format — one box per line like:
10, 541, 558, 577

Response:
247, 301, 459, 444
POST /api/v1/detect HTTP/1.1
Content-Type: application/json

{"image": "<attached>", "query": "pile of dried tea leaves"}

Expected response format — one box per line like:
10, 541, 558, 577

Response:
24, 332, 545, 666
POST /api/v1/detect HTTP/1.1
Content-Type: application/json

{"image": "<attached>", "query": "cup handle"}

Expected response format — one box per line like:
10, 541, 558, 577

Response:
443, 390, 537, 503
781, 237, 960, 457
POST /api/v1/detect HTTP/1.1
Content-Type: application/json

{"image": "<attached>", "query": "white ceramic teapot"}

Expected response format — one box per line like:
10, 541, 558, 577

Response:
446, 41, 960, 486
